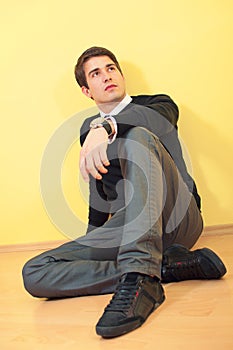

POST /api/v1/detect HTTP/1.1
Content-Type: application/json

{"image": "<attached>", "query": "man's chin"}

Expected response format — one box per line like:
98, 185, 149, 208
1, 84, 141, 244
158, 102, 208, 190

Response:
102, 94, 125, 104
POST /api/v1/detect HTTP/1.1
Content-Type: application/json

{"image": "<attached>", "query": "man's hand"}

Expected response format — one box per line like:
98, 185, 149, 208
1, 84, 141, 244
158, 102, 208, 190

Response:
79, 127, 110, 182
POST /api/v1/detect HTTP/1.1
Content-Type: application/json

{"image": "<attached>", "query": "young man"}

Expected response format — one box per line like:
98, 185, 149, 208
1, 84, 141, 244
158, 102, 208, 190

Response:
22, 47, 226, 338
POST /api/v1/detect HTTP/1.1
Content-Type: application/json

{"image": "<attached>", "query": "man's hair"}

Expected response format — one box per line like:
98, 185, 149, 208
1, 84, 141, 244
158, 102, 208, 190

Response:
74, 46, 123, 88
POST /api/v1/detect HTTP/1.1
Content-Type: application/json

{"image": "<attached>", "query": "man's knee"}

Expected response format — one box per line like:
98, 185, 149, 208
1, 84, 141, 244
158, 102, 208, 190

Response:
124, 127, 157, 143
22, 257, 48, 298
118, 127, 161, 162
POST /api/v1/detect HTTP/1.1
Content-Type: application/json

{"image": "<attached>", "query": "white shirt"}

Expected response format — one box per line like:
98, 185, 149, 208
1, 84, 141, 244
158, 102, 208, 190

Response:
99, 94, 132, 143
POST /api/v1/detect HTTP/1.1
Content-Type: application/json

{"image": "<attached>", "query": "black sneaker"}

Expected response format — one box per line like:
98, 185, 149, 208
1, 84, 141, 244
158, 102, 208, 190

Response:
162, 244, 227, 283
96, 272, 165, 338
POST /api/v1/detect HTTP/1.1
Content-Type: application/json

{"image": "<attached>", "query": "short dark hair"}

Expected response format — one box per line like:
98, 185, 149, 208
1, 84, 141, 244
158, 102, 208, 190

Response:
74, 46, 123, 88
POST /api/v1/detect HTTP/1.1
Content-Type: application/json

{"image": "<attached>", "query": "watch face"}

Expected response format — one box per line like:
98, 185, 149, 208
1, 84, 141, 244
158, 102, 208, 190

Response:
89, 116, 112, 135
90, 116, 105, 128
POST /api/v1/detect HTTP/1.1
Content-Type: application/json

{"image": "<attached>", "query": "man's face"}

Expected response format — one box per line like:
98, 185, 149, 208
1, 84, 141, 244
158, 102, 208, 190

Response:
81, 55, 126, 111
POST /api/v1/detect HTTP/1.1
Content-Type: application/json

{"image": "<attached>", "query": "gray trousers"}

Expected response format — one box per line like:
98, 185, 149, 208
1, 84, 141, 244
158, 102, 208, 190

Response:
22, 127, 203, 298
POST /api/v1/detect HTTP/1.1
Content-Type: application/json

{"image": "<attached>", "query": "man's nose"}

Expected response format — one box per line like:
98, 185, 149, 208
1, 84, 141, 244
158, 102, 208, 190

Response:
103, 71, 112, 82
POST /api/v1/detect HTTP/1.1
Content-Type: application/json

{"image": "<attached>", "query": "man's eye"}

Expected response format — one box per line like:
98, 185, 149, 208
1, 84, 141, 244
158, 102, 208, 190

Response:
108, 66, 115, 71
92, 72, 99, 77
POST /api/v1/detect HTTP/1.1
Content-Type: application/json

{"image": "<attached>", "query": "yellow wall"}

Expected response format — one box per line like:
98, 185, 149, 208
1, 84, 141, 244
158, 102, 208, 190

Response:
1, 0, 232, 245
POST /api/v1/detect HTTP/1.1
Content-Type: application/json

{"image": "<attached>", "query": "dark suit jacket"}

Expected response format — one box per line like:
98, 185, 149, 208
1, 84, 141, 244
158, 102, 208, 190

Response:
80, 94, 201, 232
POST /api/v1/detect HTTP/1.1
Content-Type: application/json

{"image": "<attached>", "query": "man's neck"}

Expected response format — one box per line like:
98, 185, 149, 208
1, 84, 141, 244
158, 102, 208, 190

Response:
98, 101, 122, 114
98, 94, 132, 115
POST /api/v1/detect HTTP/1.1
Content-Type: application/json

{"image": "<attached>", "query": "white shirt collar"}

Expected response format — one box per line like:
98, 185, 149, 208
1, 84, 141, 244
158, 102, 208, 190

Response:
99, 94, 132, 117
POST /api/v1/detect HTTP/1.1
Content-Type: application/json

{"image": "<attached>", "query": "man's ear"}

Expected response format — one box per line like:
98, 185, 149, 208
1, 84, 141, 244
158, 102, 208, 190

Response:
81, 86, 92, 99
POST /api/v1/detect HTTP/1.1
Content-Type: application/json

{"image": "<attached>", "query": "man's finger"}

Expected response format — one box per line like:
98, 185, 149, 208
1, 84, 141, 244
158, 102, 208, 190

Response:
85, 153, 102, 180
79, 155, 90, 182
99, 147, 110, 167
94, 154, 108, 174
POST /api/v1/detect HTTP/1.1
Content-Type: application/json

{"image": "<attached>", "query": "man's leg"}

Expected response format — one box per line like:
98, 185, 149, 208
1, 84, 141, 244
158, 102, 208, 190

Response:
96, 127, 191, 337
96, 126, 225, 338
22, 241, 121, 298
116, 127, 203, 277
115, 127, 225, 282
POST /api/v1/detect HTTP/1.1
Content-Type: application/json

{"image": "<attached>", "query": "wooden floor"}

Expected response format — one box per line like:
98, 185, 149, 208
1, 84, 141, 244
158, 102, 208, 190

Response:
1, 230, 233, 350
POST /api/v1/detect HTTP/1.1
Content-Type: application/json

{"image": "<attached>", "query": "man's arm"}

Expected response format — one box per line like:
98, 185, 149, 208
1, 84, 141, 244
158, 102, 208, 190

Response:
79, 94, 178, 145
79, 94, 179, 181
79, 127, 109, 182
132, 94, 179, 126
113, 94, 179, 139
79, 120, 110, 231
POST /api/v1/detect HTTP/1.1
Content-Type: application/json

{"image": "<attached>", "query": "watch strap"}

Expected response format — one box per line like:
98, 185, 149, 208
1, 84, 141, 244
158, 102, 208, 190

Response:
90, 117, 113, 136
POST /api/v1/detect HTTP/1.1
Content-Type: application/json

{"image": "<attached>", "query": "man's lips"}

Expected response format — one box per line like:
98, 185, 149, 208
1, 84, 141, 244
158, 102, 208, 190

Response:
105, 84, 117, 91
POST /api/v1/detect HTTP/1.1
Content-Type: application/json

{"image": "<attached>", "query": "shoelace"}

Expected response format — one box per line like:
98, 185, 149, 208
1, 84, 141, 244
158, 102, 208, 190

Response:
105, 280, 142, 312
165, 255, 203, 280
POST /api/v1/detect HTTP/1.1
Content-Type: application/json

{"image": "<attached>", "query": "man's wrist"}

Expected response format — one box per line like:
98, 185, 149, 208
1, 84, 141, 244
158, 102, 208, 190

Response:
106, 116, 117, 143
105, 119, 115, 135
90, 117, 113, 136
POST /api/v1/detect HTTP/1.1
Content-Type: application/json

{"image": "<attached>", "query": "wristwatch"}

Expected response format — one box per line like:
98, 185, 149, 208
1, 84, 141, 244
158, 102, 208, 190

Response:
90, 116, 112, 136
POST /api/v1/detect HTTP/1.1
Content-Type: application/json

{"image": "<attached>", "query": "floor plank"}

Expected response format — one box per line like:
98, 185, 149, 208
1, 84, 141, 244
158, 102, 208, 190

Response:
0, 233, 232, 350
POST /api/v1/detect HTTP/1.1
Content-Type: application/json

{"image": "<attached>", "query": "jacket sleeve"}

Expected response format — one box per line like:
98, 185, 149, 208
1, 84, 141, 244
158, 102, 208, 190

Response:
79, 117, 110, 233
79, 116, 92, 146
114, 94, 179, 138
133, 94, 179, 125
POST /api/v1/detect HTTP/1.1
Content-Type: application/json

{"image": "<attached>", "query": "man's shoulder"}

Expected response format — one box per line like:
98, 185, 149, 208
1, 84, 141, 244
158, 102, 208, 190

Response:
130, 94, 179, 124
131, 94, 175, 105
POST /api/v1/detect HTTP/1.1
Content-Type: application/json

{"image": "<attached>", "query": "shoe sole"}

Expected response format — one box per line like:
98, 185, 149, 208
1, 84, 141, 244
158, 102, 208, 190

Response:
96, 297, 165, 338
96, 318, 142, 338
198, 248, 227, 278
